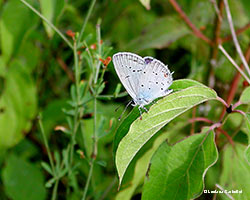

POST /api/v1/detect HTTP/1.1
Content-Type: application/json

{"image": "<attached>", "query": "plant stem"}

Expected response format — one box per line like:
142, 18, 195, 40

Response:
38, 116, 55, 173
69, 41, 81, 171
19, 0, 73, 49
223, 0, 250, 76
77, 0, 97, 46
81, 160, 94, 200
52, 179, 59, 200
168, 0, 213, 45
218, 45, 250, 84
94, 19, 102, 84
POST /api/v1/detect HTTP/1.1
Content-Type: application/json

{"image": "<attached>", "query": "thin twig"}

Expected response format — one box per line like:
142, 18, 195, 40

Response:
218, 45, 250, 84
210, 0, 223, 22
77, 0, 97, 46
168, 0, 213, 45
219, 43, 250, 119
56, 57, 75, 81
208, 0, 224, 88
94, 19, 102, 84
215, 184, 235, 200
223, 0, 250, 76
19, 0, 73, 49
188, 117, 213, 124
222, 23, 250, 42
217, 127, 234, 146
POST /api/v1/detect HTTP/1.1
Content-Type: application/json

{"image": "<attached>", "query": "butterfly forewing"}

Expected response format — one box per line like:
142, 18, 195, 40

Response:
113, 52, 146, 100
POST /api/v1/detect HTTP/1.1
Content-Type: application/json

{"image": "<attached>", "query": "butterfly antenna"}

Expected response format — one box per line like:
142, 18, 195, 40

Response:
118, 100, 133, 121
115, 100, 131, 112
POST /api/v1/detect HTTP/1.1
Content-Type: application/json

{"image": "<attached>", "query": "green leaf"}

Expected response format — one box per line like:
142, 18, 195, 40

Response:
244, 113, 250, 164
115, 84, 217, 185
240, 86, 250, 104
139, 0, 151, 10
2, 154, 47, 200
142, 130, 218, 200
126, 16, 190, 52
113, 79, 204, 157
219, 143, 250, 200
40, 0, 65, 37
41, 162, 53, 175
115, 120, 188, 200
0, 60, 37, 149
0, 0, 38, 62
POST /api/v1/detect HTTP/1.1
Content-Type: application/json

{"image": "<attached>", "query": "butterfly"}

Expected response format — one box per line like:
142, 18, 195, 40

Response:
112, 52, 173, 119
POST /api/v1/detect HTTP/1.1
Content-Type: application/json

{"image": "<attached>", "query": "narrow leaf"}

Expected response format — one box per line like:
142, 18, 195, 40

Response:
115, 85, 217, 185
139, 0, 151, 10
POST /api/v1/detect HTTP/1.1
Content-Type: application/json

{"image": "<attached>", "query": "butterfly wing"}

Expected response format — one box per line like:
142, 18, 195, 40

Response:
138, 56, 173, 104
112, 52, 146, 100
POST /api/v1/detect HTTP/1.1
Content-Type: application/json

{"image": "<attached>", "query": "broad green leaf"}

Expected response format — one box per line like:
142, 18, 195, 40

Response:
113, 79, 204, 157
142, 130, 218, 200
0, 60, 37, 149
2, 154, 47, 200
219, 143, 250, 200
0, 0, 38, 62
126, 16, 190, 52
115, 84, 217, 185
240, 86, 250, 104
115, 120, 187, 200
40, 0, 65, 37
139, 0, 151, 10
115, 132, 168, 200
244, 113, 250, 164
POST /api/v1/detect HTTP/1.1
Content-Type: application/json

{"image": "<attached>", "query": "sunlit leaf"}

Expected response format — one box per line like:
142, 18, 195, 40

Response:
219, 143, 250, 200
240, 86, 250, 104
115, 83, 217, 185
142, 130, 218, 200
244, 113, 250, 164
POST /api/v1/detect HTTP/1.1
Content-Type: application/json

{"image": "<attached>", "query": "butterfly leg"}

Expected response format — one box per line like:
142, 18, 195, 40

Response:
138, 107, 143, 120
142, 106, 148, 113
164, 89, 173, 96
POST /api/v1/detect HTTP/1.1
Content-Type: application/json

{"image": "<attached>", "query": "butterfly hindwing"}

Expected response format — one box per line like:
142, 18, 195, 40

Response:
139, 56, 173, 103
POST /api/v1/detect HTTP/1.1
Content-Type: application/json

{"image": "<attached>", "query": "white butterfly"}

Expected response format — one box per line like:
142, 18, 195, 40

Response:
112, 52, 173, 118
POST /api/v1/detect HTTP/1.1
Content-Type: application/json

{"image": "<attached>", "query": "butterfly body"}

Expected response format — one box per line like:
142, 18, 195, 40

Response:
112, 52, 173, 116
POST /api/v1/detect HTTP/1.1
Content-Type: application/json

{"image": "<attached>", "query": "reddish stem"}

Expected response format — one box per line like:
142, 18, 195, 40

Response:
217, 127, 234, 146
168, 0, 213, 45
222, 23, 250, 43
189, 117, 213, 124
219, 43, 250, 119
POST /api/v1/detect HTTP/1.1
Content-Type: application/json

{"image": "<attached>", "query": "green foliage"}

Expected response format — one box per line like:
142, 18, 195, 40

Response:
0, 0, 250, 199
142, 130, 217, 200
2, 154, 47, 200
115, 81, 217, 184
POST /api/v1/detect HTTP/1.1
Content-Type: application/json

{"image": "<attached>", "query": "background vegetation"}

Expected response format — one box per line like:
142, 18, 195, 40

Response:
0, 0, 250, 199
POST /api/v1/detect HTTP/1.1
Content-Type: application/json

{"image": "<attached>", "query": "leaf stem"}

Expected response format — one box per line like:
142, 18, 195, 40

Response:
223, 0, 250, 76
94, 19, 102, 84
77, 0, 97, 46
38, 116, 55, 173
52, 179, 59, 200
19, 0, 73, 49
168, 0, 213, 45
218, 45, 250, 84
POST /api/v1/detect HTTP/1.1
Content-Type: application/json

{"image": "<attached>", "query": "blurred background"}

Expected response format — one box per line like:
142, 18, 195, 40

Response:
0, 0, 249, 199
